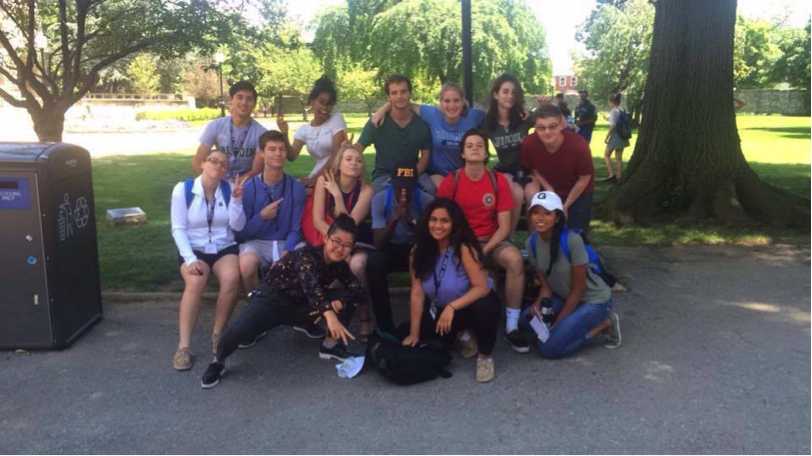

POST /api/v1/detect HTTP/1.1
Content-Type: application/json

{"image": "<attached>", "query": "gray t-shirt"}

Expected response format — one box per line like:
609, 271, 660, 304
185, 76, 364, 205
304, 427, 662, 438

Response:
481, 117, 534, 173
371, 188, 433, 245
199, 116, 267, 179
526, 231, 611, 305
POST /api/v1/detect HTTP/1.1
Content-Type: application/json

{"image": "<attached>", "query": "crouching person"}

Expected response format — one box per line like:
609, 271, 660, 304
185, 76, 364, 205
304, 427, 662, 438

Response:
403, 198, 501, 383
201, 214, 367, 388
521, 191, 620, 359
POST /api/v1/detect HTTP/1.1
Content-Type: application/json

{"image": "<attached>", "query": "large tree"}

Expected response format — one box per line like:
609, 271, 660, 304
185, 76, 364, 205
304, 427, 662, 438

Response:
601, 0, 808, 229
311, 0, 550, 101
0, 0, 238, 141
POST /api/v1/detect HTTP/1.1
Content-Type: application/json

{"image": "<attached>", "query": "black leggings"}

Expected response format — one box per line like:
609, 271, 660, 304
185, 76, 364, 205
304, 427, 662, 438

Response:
366, 243, 413, 333
418, 290, 501, 356
216, 284, 354, 362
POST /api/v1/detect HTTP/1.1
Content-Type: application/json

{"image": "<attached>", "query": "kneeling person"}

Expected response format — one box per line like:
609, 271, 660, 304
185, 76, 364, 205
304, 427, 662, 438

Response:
202, 215, 367, 388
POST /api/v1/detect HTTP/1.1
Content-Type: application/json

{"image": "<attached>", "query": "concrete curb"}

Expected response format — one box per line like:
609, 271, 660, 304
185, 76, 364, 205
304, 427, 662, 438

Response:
102, 287, 412, 303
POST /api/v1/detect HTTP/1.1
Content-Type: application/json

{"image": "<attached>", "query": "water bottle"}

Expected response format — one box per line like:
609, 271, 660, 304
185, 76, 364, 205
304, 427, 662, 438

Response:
540, 297, 555, 328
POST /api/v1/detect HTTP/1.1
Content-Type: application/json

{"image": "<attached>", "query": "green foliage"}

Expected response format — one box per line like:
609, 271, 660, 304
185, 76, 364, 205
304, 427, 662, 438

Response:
733, 16, 782, 89
256, 46, 324, 119
311, 0, 550, 101
135, 108, 221, 122
337, 65, 382, 115
575, 0, 654, 114
769, 20, 811, 91
127, 54, 159, 94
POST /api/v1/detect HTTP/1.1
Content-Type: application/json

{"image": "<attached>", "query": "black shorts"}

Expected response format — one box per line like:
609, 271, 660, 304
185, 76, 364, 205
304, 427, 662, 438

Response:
492, 164, 533, 186
178, 244, 239, 269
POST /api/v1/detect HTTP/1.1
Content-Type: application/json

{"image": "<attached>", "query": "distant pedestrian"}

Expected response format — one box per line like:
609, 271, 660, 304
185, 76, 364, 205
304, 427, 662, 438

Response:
574, 90, 597, 144
603, 93, 630, 182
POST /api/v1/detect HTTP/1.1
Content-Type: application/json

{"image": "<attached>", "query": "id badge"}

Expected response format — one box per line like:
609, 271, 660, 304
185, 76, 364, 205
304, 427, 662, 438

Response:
429, 301, 438, 320
204, 243, 217, 254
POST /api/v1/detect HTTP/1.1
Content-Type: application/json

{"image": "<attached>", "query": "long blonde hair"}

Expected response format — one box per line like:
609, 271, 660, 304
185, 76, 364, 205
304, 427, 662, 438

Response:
330, 144, 366, 184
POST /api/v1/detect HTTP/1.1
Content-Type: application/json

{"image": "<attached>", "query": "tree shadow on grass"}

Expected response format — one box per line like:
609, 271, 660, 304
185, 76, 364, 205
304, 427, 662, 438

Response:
742, 126, 811, 140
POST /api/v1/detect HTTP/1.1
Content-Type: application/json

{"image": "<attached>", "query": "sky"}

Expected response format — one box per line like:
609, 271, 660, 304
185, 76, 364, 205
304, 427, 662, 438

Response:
286, 0, 812, 75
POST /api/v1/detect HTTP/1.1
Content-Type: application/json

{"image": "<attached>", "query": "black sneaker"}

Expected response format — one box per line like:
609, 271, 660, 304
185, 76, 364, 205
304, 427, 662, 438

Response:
238, 330, 268, 349
201, 361, 226, 389
293, 323, 326, 339
504, 330, 530, 354
318, 343, 358, 362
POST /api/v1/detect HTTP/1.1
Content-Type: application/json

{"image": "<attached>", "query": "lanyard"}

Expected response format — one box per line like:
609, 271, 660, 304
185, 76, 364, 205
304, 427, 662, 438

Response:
206, 195, 216, 243
228, 119, 252, 163
430, 246, 453, 319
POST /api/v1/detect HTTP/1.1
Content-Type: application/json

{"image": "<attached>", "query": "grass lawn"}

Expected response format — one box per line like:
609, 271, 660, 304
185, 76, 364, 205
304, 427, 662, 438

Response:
93, 113, 810, 290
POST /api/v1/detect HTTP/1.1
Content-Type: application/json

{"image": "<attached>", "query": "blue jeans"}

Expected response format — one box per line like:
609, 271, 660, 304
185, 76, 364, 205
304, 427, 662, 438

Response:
563, 192, 593, 235
577, 127, 594, 143
519, 296, 612, 359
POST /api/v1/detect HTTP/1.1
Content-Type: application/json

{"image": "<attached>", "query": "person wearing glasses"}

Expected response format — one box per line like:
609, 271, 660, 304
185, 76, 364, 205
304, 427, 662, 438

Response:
520, 105, 596, 234
201, 214, 368, 389
170, 150, 243, 371
193, 81, 266, 182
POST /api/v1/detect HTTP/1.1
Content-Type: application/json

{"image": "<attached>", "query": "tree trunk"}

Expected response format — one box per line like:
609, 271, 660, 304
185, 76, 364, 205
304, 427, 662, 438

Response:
601, 0, 808, 230
30, 107, 66, 142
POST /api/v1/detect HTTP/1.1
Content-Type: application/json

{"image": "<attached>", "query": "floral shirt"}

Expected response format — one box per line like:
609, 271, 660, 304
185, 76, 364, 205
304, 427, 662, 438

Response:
263, 244, 366, 316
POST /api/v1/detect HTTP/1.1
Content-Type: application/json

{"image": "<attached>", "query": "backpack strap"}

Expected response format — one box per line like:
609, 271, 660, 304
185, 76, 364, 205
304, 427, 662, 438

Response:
383, 186, 394, 219
219, 180, 231, 207
559, 229, 573, 262
414, 189, 422, 214
452, 170, 461, 199
487, 169, 499, 203
529, 232, 538, 257
184, 178, 195, 208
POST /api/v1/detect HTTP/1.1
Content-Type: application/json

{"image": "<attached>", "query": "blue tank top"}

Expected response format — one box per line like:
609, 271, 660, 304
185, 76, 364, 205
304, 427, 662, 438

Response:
422, 247, 492, 307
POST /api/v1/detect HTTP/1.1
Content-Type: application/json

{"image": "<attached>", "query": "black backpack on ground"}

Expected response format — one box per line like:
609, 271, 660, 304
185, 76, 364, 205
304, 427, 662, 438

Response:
365, 332, 453, 385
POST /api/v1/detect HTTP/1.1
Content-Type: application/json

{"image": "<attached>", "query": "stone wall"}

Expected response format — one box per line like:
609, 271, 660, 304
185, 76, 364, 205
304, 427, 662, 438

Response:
735, 90, 810, 116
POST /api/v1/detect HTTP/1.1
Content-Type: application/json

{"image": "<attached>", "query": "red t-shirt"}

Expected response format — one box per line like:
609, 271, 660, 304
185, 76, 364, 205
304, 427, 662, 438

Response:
437, 169, 514, 239
520, 129, 595, 196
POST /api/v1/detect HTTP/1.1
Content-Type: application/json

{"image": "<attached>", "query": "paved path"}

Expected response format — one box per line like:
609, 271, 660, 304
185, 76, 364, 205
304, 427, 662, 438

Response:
1, 245, 809, 454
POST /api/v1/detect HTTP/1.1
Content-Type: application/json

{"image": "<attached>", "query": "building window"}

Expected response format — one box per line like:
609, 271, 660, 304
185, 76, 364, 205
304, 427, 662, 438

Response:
559, 77, 566, 87
571, 77, 578, 87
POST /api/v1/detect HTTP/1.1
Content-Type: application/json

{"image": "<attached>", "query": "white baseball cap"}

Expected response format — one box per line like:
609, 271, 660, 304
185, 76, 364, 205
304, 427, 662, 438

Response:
528, 191, 563, 212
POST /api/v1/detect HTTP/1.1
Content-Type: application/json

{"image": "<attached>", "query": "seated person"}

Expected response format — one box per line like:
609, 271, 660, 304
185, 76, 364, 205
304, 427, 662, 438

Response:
202, 215, 367, 389
521, 191, 620, 359
436, 129, 528, 354
170, 150, 242, 371
193, 81, 266, 182
366, 160, 434, 334
355, 73, 432, 193
403, 198, 501, 383
230, 130, 323, 342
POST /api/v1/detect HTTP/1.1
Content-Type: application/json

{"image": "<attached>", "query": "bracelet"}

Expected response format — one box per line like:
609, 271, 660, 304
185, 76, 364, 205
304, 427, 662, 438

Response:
448, 303, 457, 311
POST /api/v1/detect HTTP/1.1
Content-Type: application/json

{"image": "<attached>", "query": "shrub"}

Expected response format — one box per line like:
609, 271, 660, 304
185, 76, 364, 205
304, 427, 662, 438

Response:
136, 108, 221, 122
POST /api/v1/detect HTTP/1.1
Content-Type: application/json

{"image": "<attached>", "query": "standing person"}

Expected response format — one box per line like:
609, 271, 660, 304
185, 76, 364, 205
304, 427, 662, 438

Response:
521, 105, 596, 234
436, 129, 528, 354
277, 77, 348, 188
311, 144, 375, 339
193, 81, 266, 182
574, 90, 597, 144
355, 74, 432, 193
603, 93, 630, 183
170, 150, 242, 370
554, 93, 572, 118
230, 130, 324, 343
480, 73, 534, 238
366, 160, 434, 335
404, 198, 501, 383
372, 82, 486, 192
201, 215, 368, 389
522, 191, 620, 359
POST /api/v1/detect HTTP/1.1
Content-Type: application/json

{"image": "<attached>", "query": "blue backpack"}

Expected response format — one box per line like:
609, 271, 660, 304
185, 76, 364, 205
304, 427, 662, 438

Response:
383, 185, 423, 219
529, 229, 617, 286
184, 178, 231, 208
616, 110, 633, 140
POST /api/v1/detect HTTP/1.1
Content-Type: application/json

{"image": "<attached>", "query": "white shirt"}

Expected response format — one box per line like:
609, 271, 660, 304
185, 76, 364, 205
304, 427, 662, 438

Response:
608, 108, 621, 127
170, 176, 243, 266
293, 112, 347, 177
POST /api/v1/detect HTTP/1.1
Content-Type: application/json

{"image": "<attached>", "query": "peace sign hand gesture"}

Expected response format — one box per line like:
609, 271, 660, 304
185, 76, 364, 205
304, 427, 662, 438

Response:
323, 169, 342, 199
277, 109, 288, 134
231, 173, 244, 198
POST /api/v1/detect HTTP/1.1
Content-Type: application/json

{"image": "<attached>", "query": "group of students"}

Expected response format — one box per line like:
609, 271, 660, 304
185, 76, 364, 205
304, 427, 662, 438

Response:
170, 74, 623, 389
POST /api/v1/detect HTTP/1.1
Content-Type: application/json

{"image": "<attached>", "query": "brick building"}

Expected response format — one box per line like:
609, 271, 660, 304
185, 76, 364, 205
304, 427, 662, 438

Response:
553, 75, 578, 94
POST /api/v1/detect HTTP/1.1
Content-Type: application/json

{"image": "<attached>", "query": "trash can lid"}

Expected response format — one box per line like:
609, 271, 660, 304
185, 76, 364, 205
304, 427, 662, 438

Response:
0, 142, 57, 162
